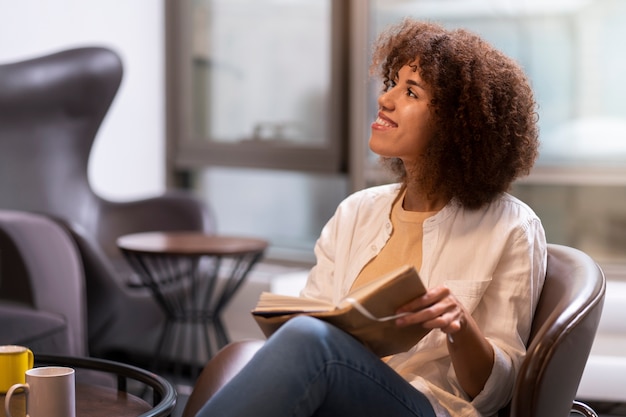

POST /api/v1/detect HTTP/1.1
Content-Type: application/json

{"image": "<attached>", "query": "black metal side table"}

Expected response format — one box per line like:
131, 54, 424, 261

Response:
117, 232, 268, 376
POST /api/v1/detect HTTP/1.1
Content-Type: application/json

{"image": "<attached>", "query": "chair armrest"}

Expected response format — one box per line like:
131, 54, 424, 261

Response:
0, 303, 69, 353
97, 190, 216, 259
182, 339, 265, 417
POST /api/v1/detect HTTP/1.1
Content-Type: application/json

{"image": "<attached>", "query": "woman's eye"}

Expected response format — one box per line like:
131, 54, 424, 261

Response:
385, 80, 397, 91
407, 88, 417, 98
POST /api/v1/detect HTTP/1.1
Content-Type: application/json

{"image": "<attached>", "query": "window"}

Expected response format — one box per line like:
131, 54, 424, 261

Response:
166, 0, 351, 261
367, 0, 626, 175
166, 0, 348, 175
168, 0, 626, 271
366, 0, 626, 272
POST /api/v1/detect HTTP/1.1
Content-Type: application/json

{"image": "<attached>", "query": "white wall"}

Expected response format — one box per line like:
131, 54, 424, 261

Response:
0, 0, 165, 201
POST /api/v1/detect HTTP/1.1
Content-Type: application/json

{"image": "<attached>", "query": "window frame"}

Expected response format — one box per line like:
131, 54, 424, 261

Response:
165, 0, 351, 186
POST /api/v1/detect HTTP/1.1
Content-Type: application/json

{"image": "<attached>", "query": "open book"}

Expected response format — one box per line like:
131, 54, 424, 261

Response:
251, 265, 431, 357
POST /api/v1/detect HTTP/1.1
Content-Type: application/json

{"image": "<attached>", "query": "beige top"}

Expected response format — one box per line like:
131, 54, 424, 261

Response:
351, 190, 438, 290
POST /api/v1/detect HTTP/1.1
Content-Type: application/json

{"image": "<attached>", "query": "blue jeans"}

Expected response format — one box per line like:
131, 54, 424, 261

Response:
195, 316, 437, 417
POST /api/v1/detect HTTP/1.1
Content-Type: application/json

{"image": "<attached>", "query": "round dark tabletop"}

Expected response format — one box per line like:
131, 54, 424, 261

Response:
0, 355, 177, 417
117, 232, 268, 256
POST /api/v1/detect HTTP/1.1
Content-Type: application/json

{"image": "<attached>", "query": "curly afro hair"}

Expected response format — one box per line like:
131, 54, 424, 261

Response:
371, 19, 539, 209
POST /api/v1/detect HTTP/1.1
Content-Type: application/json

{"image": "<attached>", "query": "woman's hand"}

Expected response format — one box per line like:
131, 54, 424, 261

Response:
394, 285, 494, 399
395, 285, 465, 336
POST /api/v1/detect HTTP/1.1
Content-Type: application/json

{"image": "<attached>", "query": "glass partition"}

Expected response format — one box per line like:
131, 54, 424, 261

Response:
368, 0, 626, 172
191, 0, 331, 145
367, 0, 626, 270
168, 0, 626, 267
170, 0, 347, 173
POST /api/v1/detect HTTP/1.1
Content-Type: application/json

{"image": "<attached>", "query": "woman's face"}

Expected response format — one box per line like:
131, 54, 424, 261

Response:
369, 63, 436, 165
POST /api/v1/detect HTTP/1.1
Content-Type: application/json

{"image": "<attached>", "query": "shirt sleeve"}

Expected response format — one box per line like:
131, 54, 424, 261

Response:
469, 217, 547, 415
299, 211, 339, 303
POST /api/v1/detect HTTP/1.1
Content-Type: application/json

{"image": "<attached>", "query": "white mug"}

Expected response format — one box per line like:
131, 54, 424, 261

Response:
4, 366, 76, 417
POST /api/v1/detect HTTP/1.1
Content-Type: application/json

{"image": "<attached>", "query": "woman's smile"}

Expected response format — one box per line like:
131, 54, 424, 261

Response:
372, 112, 398, 130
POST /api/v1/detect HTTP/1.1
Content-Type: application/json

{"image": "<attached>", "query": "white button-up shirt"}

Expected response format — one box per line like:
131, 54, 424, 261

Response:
301, 183, 547, 417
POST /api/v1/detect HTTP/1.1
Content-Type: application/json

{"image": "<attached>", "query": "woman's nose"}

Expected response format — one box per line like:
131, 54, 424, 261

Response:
378, 89, 395, 111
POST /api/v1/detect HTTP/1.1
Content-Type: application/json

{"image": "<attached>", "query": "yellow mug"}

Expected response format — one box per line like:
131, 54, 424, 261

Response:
0, 345, 34, 393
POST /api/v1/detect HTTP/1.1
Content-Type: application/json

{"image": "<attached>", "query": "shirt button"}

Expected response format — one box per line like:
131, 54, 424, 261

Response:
371, 245, 377, 251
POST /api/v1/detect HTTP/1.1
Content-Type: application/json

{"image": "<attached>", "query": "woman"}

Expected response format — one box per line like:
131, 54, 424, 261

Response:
196, 19, 546, 417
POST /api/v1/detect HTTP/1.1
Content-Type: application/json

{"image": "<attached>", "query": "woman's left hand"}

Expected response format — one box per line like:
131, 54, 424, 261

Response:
394, 284, 494, 399
394, 285, 465, 335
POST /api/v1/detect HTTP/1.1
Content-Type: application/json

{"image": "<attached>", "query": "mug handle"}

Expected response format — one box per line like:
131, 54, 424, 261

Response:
26, 349, 34, 369
4, 383, 29, 417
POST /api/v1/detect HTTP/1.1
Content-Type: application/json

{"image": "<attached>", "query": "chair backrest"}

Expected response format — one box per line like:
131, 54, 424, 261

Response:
506, 243, 606, 417
0, 47, 212, 253
0, 46, 121, 232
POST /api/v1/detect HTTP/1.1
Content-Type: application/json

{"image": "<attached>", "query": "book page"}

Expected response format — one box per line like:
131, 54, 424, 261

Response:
253, 292, 335, 315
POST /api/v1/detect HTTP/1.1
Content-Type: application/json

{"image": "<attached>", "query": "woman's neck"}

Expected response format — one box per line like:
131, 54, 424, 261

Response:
402, 187, 449, 212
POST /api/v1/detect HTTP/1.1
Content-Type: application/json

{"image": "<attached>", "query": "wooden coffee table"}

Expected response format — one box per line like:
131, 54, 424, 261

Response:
1, 354, 176, 417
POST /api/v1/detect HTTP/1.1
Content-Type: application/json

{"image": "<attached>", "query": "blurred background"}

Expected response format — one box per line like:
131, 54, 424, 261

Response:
4, 0, 626, 277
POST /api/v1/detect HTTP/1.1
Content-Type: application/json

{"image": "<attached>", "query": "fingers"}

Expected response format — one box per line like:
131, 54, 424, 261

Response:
395, 286, 463, 332
441, 317, 462, 334
396, 285, 451, 313
445, 319, 462, 344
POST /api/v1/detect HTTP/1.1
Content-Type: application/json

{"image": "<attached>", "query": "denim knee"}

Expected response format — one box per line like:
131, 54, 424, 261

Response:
268, 316, 341, 351
274, 316, 330, 341
269, 315, 367, 360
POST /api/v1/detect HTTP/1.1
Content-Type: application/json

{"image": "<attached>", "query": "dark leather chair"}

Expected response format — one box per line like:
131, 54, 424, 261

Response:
0, 210, 87, 356
0, 47, 215, 359
507, 244, 605, 417
180, 244, 605, 417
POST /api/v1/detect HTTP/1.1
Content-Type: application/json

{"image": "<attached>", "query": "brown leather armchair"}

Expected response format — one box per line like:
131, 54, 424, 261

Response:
181, 244, 605, 417
0, 47, 215, 359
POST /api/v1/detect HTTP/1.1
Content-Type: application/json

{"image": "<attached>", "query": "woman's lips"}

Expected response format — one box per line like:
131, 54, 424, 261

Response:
372, 113, 397, 129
